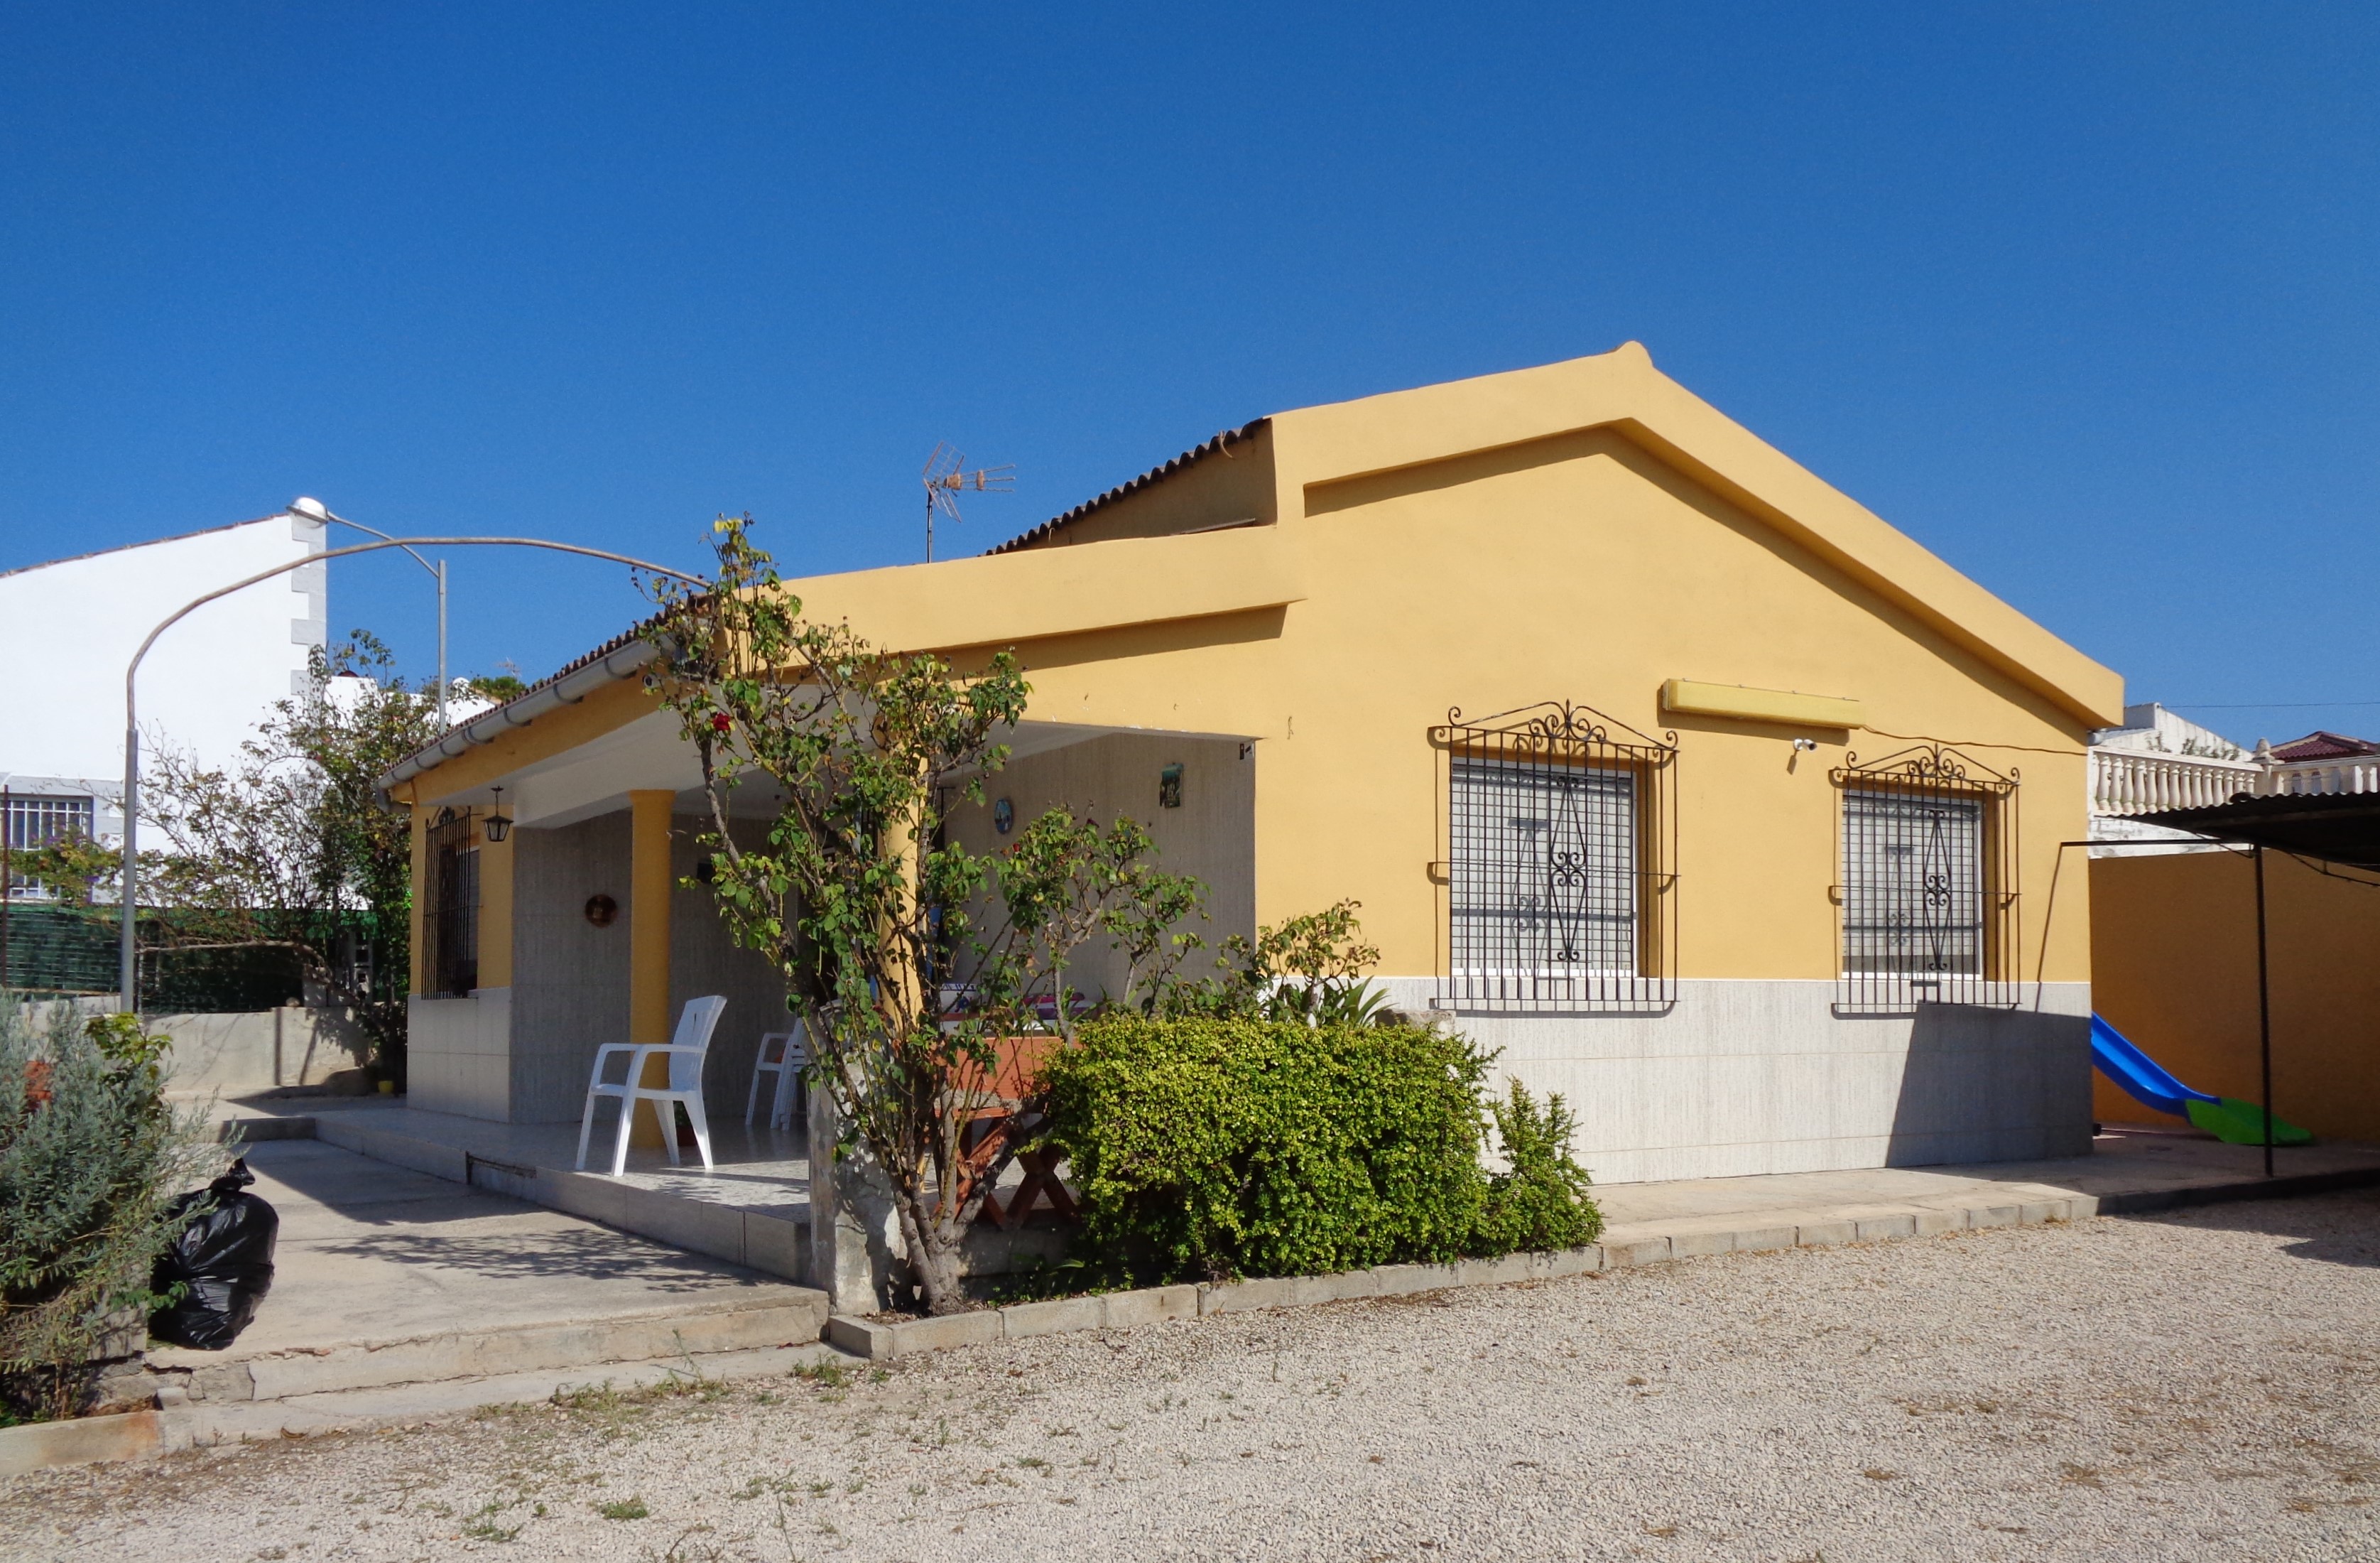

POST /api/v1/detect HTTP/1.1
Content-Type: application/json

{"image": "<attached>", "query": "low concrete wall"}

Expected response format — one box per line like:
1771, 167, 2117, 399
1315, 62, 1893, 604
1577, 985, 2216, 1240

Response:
1383, 977, 2094, 1185
152, 1006, 369, 1095
6, 998, 369, 1096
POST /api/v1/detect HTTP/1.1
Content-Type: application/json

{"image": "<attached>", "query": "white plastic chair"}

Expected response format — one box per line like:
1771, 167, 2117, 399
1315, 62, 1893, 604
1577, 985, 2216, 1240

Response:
745, 1024, 808, 1131
576, 995, 728, 1176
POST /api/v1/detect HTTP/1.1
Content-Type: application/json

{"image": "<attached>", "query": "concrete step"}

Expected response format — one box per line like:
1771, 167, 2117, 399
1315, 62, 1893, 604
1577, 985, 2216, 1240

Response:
148, 1290, 832, 1403
0, 1339, 868, 1476
160, 1339, 864, 1451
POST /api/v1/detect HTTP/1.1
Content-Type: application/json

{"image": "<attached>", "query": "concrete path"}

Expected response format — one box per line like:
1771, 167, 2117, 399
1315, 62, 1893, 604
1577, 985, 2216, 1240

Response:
1594, 1125, 2380, 1252
147, 1139, 828, 1404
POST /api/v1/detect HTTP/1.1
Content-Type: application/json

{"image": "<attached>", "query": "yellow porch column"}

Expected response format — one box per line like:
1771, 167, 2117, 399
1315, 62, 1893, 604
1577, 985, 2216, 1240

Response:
628, 789, 675, 1147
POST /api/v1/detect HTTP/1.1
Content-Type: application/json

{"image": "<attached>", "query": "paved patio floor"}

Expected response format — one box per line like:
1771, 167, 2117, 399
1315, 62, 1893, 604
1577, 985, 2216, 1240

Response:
146, 1137, 825, 1396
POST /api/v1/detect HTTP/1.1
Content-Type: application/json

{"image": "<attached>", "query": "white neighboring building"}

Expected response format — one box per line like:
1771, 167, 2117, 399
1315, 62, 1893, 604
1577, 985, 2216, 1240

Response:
0, 512, 327, 882
2088, 701, 2380, 853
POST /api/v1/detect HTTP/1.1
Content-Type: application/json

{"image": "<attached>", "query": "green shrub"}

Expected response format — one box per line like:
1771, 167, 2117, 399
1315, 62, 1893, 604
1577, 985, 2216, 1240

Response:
1479, 1079, 1604, 1253
0, 1003, 214, 1422
1039, 1016, 1494, 1284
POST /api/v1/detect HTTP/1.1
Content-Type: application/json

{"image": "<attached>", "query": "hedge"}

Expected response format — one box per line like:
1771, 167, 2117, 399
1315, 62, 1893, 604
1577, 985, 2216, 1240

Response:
1037, 1015, 1601, 1286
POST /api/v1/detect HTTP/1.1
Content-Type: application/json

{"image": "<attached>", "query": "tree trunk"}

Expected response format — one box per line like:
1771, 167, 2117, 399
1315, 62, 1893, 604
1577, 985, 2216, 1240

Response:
895, 1191, 967, 1314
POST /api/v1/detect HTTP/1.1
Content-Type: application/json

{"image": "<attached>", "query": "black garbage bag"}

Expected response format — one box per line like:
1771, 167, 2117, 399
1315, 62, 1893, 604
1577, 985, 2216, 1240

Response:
150, 1158, 278, 1351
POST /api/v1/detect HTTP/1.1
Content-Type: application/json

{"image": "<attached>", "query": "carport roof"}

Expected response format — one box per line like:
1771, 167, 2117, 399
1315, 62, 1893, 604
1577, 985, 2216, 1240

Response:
2136, 791, 2380, 872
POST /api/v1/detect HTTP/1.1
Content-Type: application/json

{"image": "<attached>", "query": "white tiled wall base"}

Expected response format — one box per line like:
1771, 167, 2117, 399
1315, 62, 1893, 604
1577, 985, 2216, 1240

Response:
406, 988, 513, 1121
1379, 978, 2093, 1186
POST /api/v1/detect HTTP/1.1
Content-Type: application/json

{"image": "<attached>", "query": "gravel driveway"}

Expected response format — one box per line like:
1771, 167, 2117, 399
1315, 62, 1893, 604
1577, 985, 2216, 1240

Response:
9, 1191, 2379, 1562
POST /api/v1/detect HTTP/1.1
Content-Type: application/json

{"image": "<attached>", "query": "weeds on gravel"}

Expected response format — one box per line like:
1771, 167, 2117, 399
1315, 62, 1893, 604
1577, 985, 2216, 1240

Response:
597, 1496, 650, 1520
461, 1500, 523, 1543
547, 1365, 730, 1440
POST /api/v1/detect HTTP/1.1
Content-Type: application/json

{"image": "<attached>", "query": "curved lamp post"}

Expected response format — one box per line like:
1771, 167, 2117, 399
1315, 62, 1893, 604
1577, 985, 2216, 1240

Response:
120, 535, 705, 1010
287, 497, 453, 730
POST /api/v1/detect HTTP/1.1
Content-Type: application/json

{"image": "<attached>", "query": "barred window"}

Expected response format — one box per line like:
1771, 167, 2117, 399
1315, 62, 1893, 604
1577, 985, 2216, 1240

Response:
1834, 747, 2017, 1013
422, 807, 480, 997
1434, 702, 1676, 1014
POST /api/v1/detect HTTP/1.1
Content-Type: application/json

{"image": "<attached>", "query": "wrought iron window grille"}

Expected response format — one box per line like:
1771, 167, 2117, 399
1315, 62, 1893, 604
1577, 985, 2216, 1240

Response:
1830, 745, 2019, 1015
422, 806, 481, 997
1430, 701, 1678, 1015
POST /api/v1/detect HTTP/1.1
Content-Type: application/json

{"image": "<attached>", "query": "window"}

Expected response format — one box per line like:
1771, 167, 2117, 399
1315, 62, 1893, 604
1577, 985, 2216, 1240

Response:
1434, 701, 1676, 1013
1834, 746, 2018, 1012
5, 794, 95, 897
423, 808, 480, 997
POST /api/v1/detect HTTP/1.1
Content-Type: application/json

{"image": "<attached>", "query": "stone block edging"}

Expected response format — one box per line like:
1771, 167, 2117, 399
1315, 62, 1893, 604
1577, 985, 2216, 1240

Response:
0, 1409, 161, 1478
820, 1196, 2134, 1362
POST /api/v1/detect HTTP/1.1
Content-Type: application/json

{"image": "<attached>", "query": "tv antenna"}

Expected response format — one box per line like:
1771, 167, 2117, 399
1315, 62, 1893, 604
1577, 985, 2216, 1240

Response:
921, 443, 1014, 561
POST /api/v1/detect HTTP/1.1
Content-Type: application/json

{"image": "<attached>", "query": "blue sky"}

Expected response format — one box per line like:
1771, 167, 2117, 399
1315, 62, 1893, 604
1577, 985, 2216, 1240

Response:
4, 5, 2375, 743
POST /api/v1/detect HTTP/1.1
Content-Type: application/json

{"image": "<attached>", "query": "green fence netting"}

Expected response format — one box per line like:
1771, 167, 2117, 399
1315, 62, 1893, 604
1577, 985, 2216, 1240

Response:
0, 904, 403, 1014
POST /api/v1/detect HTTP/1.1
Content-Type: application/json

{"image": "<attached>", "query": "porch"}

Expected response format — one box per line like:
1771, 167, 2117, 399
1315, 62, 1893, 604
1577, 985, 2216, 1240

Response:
404, 710, 1258, 1129
233, 1096, 1072, 1293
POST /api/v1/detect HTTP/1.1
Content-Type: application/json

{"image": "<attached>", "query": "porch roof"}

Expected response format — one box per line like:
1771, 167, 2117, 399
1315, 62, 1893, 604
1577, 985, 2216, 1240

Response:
376, 523, 1303, 799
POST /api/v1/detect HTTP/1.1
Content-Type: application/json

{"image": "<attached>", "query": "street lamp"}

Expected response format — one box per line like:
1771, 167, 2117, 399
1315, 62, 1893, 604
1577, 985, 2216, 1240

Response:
120, 534, 705, 1010
288, 497, 452, 730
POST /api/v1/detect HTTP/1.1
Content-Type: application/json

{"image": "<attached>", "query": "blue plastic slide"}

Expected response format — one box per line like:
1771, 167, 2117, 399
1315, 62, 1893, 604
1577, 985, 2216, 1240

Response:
2090, 1015, 2219, 1119
2090, 1015, 2313, 1146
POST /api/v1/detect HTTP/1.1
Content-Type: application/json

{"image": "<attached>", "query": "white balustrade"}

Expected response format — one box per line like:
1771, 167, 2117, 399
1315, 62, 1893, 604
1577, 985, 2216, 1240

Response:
2263, 758, 2380, 798
2090, 747, 2380, 817
2088, 748, 2261, 817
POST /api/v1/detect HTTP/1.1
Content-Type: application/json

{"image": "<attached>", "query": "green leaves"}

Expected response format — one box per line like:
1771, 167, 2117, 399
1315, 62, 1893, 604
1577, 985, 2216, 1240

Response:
1479, 1078, 1604, 1254
637, 517, 1206, 1314
2, 1004, 214, 1419
1039, 1017, 1494, 1285
1038, 1017, 1606, 1287
132, 629, 442, 1076
1160, 898, 1390, 1026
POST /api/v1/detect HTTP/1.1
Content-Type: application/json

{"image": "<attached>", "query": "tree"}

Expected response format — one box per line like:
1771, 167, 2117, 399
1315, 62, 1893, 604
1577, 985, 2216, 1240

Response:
23, 635, 444, 1076
641, 517, 1204, 1315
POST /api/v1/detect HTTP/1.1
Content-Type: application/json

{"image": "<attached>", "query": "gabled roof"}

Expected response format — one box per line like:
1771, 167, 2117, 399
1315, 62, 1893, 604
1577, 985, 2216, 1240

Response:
382, 341, 2129, 796
984, 420, 1268, 555
2269, 730, 2379, 762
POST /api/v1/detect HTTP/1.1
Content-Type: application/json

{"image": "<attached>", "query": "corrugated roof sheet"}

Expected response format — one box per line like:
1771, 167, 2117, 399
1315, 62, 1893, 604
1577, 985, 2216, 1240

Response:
982, 418, 1268, 556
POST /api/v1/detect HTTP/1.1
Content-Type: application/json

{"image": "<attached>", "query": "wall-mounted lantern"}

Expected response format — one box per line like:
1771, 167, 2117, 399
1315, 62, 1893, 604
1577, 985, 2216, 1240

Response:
1158, 763, 1183, 809
482, 785, 512, 843
993, 797, 1015, 835
585, 894, 618, 927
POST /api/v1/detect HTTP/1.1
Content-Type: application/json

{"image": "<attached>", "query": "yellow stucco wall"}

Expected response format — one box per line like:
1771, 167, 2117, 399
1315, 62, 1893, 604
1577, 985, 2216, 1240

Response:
2091, 850, 2380, 1142
962, 426, 2098, 981
397, 345, 2119, 994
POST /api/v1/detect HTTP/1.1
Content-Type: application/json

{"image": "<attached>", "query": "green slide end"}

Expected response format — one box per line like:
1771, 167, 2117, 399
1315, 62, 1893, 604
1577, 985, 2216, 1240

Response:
2185, 1096, 2315, 1147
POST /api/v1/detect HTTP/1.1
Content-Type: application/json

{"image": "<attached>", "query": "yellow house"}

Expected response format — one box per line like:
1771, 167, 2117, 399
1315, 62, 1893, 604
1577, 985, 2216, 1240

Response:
381, 343, 2124, 1185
